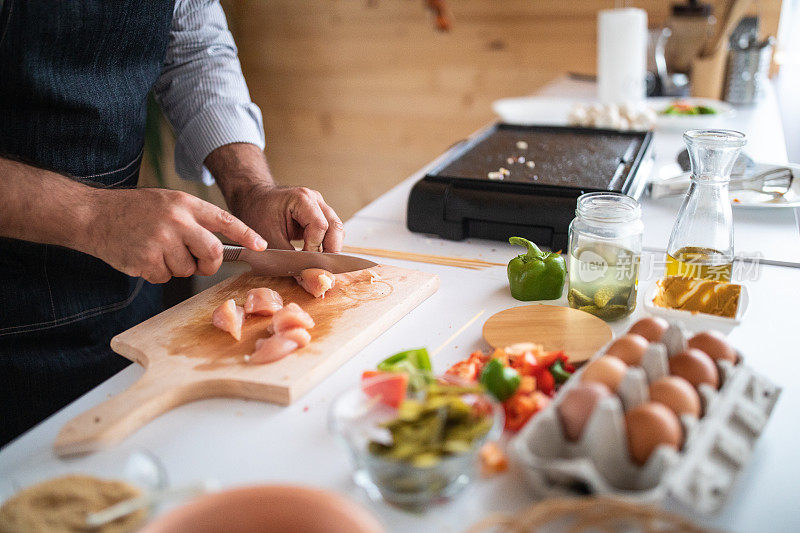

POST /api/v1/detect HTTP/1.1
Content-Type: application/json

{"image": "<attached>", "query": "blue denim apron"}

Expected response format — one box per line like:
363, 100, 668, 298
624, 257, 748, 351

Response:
0, 0, 175, 445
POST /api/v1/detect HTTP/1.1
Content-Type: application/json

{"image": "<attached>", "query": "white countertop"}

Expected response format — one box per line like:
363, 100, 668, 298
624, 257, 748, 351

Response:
2, 78, 798, 532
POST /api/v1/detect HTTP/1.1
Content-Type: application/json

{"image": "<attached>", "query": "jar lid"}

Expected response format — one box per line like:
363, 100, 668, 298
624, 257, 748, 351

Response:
672, 0, 712, 17
576, 192, 641, 224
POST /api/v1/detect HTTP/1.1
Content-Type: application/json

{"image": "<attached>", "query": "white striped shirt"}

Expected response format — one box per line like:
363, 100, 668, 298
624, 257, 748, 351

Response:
153, 0, 265, 185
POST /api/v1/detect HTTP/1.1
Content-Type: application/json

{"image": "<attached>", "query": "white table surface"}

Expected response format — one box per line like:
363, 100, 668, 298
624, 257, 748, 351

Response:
2, 78, 798, 533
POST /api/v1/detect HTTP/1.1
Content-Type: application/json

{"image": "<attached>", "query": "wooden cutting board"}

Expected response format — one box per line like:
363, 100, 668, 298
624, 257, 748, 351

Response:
54, 265, 439, 457
482, 304, 613, 364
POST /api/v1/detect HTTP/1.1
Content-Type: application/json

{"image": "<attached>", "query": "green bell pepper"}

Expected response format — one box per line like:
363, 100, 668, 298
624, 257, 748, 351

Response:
479, 358, 520, 402
507, 237, 566, 301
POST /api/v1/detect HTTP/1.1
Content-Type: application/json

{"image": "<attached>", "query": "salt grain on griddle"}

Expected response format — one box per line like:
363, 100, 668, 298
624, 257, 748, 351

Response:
487, 171, 504, 180
517, 156, 526, 164
516, 141, 528, 150
506, 157, 515, 165
499, 167, 510, 176
526, 161, 535, 168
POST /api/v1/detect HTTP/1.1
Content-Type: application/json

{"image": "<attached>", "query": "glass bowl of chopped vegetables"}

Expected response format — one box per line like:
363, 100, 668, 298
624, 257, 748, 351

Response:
329, 374, 503, 510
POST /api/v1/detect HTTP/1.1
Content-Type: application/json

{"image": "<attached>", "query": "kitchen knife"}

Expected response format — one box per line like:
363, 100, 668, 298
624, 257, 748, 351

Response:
222, 245, 378, 276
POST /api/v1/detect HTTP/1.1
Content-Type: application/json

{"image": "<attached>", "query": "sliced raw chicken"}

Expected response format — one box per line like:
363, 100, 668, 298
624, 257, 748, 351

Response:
211, 299, 245, 341
279, 327, 311, 348
244, 287, 284, 316
248, 335, 299, 364
335, 268, 380, 286
272, 302, 315, 333
296, 268, 336, 298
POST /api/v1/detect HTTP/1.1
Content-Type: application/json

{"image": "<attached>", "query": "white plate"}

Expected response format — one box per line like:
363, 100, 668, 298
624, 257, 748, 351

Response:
643, 281, 748, 335
491, 97, 578, 125
648, 97, 735, 131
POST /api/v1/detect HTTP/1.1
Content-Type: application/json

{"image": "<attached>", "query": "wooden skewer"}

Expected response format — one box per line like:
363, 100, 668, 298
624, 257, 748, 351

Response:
342, 245, 506, 270
431, 309, 486, 358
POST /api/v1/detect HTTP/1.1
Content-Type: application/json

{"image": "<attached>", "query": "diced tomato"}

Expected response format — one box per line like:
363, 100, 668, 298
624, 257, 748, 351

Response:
445, 360, 479, 382
535, 350, 567, 368
513, 351, 542, 376
504, 391, 550, 432
361, 371, 408, 408
538, 367, 556, 396
479, 442, 508, 476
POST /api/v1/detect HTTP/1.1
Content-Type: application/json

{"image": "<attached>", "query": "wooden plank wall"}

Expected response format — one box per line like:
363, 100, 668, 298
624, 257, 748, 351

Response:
143, 0, 781, 222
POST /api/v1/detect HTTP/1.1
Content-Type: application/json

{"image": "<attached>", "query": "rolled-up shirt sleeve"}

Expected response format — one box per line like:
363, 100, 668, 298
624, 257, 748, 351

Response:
153, 0, 265, 185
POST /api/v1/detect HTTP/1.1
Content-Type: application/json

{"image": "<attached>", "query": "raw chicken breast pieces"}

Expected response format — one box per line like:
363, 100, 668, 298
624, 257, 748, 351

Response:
244, 287, 284, 316
211, 299, 245, 341
296, 268, 336, 298
212, 286, 317, 365
272, 303, 315, 333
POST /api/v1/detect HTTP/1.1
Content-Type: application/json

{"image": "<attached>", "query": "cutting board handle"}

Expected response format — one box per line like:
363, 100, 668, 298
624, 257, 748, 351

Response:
54, 367, 198, 457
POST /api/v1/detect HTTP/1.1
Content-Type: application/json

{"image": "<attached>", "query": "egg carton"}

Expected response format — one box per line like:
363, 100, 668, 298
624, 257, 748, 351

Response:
510, 322, 781, 515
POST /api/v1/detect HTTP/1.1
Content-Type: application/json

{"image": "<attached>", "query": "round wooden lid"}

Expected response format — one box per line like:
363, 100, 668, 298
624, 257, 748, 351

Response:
482, 304, 613, 364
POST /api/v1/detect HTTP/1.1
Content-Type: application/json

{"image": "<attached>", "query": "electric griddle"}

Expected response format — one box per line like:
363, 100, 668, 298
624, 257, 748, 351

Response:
407, 124, 654, 251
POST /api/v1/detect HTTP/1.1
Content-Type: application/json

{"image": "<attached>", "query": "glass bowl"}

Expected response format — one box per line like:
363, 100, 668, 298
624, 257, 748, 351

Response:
328, 375, 503, 510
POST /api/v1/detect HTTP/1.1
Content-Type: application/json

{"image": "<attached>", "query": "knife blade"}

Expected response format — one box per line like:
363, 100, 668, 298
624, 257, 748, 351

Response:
222, 245, 378, 276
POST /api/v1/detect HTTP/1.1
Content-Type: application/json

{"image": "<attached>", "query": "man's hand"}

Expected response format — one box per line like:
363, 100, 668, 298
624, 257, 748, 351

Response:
87, 188, 267, 284
0, 157, 266, 284
206, 143, 344, 252
231, 184, 344, 252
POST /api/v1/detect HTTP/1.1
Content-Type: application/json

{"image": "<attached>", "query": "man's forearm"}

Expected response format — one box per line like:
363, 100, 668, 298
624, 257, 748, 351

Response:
0, 157, 97, 252
205, 142, 275, 214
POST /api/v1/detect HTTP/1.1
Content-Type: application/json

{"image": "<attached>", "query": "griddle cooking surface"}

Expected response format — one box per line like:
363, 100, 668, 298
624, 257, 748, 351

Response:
432, 126, 644, 191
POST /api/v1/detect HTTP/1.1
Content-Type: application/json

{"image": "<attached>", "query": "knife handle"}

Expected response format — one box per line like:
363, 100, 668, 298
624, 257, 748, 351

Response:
222, 245, 244, 262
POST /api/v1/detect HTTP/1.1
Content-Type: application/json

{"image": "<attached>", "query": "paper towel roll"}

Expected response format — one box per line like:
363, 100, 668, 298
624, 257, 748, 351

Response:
597, 8, 648, 103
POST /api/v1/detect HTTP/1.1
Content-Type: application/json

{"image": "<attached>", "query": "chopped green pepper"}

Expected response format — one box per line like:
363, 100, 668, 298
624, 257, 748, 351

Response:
507, 237, 566, 301
378, 348, 432, 372
549, 360, 572, 384
479, 358, 520, 402
377, 348, 432, 391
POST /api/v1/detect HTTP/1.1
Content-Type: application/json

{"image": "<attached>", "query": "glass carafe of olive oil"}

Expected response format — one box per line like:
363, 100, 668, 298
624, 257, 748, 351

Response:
666, 129, 746, 281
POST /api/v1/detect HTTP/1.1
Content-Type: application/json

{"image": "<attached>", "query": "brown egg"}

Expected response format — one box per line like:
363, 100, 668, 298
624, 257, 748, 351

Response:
625, 402, 683, 466
688, 331, 737, 364
557, 382, 613, 442
628, 317, 669, 343
605, 334, 650, 366
649, 376, 702, 418
581, 355, 628, 391
669, 348, 720, 390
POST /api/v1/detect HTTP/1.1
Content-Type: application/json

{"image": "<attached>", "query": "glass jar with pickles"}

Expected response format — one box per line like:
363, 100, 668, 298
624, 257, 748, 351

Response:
567, 192, 643, 321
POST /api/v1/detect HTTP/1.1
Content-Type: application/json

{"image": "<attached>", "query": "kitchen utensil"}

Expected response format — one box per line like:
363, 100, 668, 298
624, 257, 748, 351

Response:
650, 165, 793, 199
139, 485, 386, 533
341, 246, 504, 270
86, 480, 217, 528
691, 0, 752, 99
725, 36, 775, 104
407, 124, 654, 252
222, 245, 377, 276
54, 266, 439, 457
665, 0, 716, 74
482, 305, 613, 364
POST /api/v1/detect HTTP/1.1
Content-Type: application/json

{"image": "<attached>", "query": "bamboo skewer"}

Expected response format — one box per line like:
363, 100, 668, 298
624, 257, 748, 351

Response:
342, 245, 505, 270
